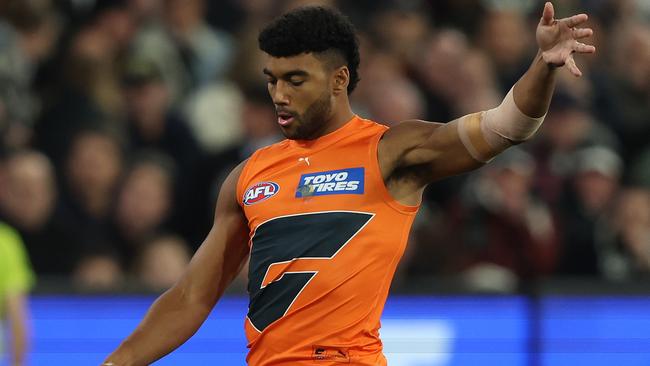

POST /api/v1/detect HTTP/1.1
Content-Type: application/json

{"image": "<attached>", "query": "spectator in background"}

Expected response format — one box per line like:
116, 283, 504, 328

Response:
364, 75, 426, 126
63, 0, 136, 119
352, 43, 426, 126
33, 0, 135, 166
398, 202, 455, 281
0, 150, 80, 276
412, 29, 469, 123
163, 0, 233, 87
453, 148, 559, 292
530, 90, 619, 206
367, 4, 431, 64
0, 0, 60, 149
61, 126, 124, 247
600, 187, 650, 280
184, 86, 280, 244
597, 147, 650, 280
557, 146, 623, 277
113, 151, 177, 264
595, 22, 650, 163
73, 245, 124, 291
135, 234, 191, 291
122, 56, 200, 178
131, 0, 234, 103
0, 222, 34, 366
412, 29, 500, 122
476, 9, 534, 91
423, 0, 486, 37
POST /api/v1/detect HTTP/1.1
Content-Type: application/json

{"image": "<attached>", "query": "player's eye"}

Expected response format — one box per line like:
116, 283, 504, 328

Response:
289, 79, 305, 87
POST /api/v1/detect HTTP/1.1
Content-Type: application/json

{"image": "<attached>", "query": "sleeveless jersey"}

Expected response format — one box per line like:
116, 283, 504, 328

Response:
237, 116, 419, 365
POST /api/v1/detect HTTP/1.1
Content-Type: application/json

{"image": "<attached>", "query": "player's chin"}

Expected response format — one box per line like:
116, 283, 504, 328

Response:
279, 125, 302, 140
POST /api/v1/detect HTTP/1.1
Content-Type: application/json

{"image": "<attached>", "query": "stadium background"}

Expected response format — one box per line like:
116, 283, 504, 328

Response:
1, 0, 650, 365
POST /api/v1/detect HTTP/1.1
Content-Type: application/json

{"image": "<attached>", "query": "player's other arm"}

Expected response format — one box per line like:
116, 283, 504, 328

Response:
102, 162, 250, 366
380, 2, 595, 183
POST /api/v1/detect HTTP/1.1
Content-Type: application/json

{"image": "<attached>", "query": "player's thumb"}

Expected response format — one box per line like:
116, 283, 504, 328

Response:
540, 2, 554, 25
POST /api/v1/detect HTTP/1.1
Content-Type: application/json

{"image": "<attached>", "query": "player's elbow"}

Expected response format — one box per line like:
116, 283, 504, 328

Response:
167, 278, 215, 317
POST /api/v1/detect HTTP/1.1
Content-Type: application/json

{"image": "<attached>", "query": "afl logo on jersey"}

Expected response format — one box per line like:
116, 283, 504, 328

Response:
243, 182, 280, 205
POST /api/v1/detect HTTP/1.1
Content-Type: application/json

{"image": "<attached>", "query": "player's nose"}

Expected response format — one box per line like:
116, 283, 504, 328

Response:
271, 81, 290, 106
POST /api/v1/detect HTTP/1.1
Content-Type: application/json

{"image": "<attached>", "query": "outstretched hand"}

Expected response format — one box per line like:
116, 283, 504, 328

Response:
536, 2, 596, 77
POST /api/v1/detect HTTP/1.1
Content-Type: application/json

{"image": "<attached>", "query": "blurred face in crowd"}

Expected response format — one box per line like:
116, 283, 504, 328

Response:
241, 99, 278, 140
129, 0, 162, 21
367, 77, 425, 125
418, 30, 468, 100
615, 188, 650, 230
263, 52, 341, 140
96, 7, 136, 48
574, 170, 619, 214
74, 253, 123, 290
116, 161, 172, 240
164, 0, 204, 33
137, 236, 190, 290
66, 131, 123, 207
478, 11, 530, 67
491, 166, 533, 215
0, 152, 56, 230
125, 81, 170, 139
614, 188, 650, 267
370, 8, 429, 59
542, 107, 592, 151
613, 24, 650, 90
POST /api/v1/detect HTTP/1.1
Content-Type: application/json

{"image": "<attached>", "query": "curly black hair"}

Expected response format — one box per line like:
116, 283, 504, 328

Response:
258, 6, 360, 94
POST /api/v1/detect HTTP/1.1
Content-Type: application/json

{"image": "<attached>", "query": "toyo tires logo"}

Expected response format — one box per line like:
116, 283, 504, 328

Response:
243, 182, 280, 205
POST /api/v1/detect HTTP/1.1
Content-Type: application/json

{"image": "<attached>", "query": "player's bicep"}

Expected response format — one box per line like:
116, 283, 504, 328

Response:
382, 118, 484, 182
178, 162, 250, 308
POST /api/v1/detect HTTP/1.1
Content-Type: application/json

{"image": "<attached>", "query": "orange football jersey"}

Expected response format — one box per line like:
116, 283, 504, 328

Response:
237, 116, 419, 365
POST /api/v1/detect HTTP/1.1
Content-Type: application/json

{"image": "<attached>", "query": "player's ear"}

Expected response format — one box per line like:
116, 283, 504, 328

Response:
332, 66, 349, 95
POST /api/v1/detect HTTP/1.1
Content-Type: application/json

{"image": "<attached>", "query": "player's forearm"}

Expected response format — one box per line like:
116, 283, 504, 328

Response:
103, 286, 213, 366
512, 50, 557, 118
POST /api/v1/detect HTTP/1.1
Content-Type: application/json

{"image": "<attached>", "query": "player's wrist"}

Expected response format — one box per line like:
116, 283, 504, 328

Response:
535, 49, 553, 68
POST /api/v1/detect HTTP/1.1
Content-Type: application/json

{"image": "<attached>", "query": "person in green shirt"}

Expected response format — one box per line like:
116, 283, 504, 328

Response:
0, 222, 35, 366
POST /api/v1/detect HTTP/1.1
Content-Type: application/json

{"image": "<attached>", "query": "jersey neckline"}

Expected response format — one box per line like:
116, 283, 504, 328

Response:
288, 115, 361, 150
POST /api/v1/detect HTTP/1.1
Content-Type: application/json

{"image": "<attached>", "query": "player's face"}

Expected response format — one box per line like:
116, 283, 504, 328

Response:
264, 53, 334, 140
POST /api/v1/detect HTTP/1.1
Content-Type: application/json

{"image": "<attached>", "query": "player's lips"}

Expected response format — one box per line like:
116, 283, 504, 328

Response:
277, 111, 295, 127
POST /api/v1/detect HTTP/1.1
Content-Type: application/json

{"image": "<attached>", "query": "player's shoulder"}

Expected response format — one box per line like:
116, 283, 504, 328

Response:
356, 115, 390, 132
249, 139, 291, 161
240, 139, 292, 176
381, 119, 444, 146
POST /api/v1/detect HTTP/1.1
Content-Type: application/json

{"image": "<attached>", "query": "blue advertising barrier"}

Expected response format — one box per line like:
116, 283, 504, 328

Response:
3, 295, 649, 365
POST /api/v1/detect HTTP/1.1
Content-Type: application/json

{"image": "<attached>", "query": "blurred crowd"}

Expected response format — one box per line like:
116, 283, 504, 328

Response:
0, 0, 649, 293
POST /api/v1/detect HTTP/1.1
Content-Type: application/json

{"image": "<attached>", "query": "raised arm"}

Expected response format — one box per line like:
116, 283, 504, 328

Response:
102, 162, 250, 366
379, 2, 595, 202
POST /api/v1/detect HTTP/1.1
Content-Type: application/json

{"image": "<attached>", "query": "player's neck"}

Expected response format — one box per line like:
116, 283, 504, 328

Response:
319, 98, 355, 137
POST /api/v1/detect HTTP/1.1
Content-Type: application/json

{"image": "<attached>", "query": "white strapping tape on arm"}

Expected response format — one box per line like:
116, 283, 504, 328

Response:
458, 87, 546, 162
482, 87, 545, 146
